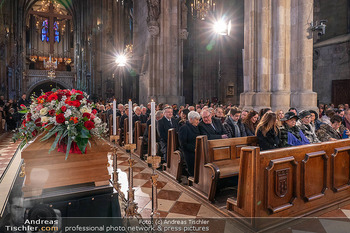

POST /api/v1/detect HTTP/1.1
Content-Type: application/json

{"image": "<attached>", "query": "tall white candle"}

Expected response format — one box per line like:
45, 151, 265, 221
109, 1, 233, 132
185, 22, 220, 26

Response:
113, 100, 116, 135
151, 100, 156, 156
128, 99, 133, 144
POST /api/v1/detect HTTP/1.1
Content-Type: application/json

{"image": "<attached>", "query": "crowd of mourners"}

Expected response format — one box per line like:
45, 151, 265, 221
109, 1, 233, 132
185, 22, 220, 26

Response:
94, 100, 350, 176
1, 94, 349, 177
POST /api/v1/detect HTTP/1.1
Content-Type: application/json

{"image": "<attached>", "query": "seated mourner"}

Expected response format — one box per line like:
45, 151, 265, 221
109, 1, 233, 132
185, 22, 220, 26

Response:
296, 110, 320, 143
316, 115, 350, 142
178, 111, 201, 176
279, 111, 310, 147
157, 106, 179, 162
223, 107, 247, 138
255, 112, 280, 151
198, 109, 228, 140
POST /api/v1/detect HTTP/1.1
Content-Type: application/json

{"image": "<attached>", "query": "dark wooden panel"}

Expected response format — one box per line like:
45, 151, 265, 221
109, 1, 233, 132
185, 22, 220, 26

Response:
301, 151, 328, 202
332, 79, 350, 106
331, 146, 350, 192
265, 156, 298, 214
213, 147, 231, 161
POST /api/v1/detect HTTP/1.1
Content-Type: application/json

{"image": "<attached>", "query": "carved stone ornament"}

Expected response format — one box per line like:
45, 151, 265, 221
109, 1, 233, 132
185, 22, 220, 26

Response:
179, 29, 189, 40
147, 0, 160, 24
148, 25, 160, 37
275, 168, 289, 198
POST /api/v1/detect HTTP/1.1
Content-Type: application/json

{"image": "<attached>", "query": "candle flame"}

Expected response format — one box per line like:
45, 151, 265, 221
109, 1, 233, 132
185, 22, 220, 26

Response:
151, 99, 154, 102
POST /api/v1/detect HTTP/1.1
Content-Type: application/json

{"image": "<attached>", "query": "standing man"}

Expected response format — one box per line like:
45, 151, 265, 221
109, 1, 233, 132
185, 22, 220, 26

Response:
157, 106, 179, 163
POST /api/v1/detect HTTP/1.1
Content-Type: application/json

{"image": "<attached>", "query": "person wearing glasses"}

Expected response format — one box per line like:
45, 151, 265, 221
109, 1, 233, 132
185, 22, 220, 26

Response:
279, 111, 310, 147
296, 110, 320, 143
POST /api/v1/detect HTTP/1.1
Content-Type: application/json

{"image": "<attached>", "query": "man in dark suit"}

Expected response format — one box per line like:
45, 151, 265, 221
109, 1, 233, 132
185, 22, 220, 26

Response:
157, 106, 179, 162
198, 109, 228, 140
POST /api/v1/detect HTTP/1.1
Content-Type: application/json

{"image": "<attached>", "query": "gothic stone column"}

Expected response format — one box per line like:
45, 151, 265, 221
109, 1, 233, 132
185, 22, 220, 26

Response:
147, 0, 185, 105
290, 0, 317, 110
241, 0, 317, 111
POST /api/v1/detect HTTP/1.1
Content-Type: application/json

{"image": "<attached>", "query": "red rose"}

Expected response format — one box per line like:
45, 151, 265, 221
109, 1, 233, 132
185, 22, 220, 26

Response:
72, 100, 81, 108
76, 94, 83, 100
87, 100, 91, 104
84, 120, 95, 130
56, 113, 65, 124
22, 120, 26, 127
26, 113, 32, 121
20, 104, 26, 109
48, 94, 58, 102
32, 130, 37, 137
45, 91, 53, 96
35, 118, 42, 127
92, 109, 97, 115
49, 109, 56, 116
61, 106, 67, 112
82, 113, 91, 119
57, 93, 64, 101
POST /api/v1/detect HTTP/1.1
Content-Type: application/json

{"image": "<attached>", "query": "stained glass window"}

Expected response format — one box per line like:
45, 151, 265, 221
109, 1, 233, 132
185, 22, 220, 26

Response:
54, 21, 59, 43
41, 19, 49, 42
41, 19, 60, 43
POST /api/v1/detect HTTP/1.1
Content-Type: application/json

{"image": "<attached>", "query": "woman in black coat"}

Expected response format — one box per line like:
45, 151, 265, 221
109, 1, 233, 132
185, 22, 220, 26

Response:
255, 112, 280, 151
178, 111, 201, 176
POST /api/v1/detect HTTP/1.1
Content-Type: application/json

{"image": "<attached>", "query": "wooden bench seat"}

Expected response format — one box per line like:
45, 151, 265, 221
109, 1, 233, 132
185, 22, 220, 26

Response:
135, 121, 147, 158
210, 159, 240, 178
188, 135, 258, 202
163, 128, 182, 181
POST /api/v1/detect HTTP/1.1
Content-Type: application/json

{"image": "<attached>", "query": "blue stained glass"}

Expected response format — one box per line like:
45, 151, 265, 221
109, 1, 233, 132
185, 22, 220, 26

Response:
54, 21, 59, 43
41, 19, 49, 42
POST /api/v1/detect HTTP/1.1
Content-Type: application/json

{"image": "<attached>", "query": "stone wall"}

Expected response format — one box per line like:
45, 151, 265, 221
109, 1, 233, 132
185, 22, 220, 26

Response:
313, 38, 350, 104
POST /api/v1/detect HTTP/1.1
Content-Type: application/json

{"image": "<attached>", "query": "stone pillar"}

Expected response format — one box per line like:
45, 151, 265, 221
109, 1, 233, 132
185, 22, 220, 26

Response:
271, 0, 291, 112
240, 0, 257, 110
290, 0, 317, 110
146, 0, 185, 105
241, 0, 317, 111
254, 0, 272, 109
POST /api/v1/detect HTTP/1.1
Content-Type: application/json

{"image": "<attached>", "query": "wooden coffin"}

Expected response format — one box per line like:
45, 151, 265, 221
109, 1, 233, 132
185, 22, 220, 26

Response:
21, 132, 111, 197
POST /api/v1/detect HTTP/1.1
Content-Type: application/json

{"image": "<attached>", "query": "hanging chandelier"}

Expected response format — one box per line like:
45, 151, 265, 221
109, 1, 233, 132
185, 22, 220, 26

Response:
191, 0, 216, 20
44, 55, 58, 79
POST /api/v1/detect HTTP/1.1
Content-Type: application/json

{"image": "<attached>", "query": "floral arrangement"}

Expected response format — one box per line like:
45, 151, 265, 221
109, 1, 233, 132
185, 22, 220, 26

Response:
13, 89, 108, 159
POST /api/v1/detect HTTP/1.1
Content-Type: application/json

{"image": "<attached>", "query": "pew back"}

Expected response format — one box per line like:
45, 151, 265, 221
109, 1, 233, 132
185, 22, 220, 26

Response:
190, 135, 258, 201
109, 115, 120, 135
230, 139, 350, 224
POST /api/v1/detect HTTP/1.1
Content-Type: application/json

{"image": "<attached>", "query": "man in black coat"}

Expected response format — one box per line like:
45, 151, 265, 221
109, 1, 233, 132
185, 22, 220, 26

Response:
198, 109, 228, 140
178, 111, 201, 176
18, 94, 30, 108
157, 106, 179, 162
223, 107, 247, 138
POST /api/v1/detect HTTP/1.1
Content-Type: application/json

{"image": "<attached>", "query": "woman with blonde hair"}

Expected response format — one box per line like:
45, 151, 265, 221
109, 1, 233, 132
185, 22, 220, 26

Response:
276, 109, 284, 128
255, 112, 280, 151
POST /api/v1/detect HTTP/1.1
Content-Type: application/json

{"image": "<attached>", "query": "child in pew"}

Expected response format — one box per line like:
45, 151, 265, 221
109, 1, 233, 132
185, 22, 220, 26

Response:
255, 112, 280, 151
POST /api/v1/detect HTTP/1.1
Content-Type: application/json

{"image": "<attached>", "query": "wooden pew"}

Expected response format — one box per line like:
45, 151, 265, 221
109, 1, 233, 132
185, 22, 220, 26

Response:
123, 118, 129, 146
135, 121, 147, 158
188, 135, 258, 202
226, 139, 350, 231
98, 112, 107, 123
163, 128, 183, 182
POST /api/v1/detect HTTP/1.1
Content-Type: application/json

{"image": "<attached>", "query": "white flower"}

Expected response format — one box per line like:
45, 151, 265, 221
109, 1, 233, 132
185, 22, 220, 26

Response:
65, 121, 69, 125
41, 116, 49, 123
79, 106, 91, 114
64, 109, 72, 118
40, 107, 48, 115
94, 117, 101, 124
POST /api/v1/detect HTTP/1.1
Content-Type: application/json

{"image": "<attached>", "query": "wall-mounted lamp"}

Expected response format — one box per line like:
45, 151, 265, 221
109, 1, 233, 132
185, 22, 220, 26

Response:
310, 20, 327, 36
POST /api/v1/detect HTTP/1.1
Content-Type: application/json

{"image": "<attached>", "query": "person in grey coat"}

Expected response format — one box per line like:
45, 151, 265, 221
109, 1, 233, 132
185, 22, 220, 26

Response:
296, 110, 321, 143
